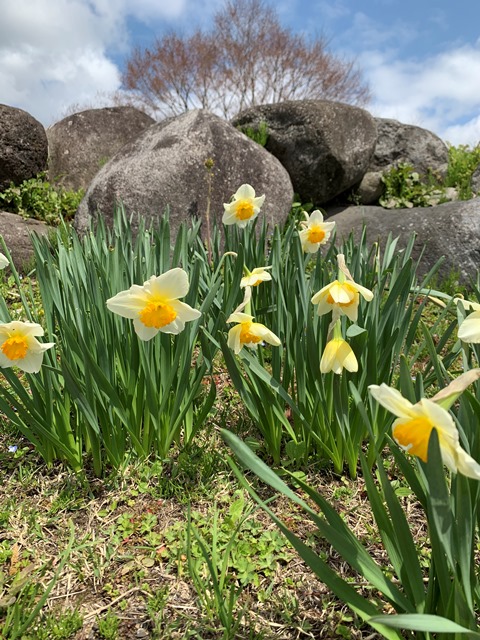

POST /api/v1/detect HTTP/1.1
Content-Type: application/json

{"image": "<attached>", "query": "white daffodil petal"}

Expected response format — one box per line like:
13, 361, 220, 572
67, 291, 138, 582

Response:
148, 268, 190, 300
235, 184, 256, 200
339, 343, 358, 372
0, 253, 9, 269
159, 317, 185, 335
170, 300, 202, 323
320, 341, 336, 373
355, 283, 375, 301
252, 323, 281, 346
227, 312, 254, 324
227, 325, 243, 354
238, 216, 256, 228
311, 284, 331, 305
14, 349, 47, 374
0, 321, 45, 338
458, 311, 480, 343
309, 210, 325, 224
453, 447, 480, 480
252, 195, 265, 210
369, 384, 417, 419
221, 210, 238, 225
106, 287, 149, 318
132, 319, 159, 341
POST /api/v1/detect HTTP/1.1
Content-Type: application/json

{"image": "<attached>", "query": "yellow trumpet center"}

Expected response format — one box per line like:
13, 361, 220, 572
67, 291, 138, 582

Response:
139, 301, 177, 328
1, 335, 29, 361
307, 226, 326, 244
326, 282, 357, 307
393, 417, 434, 462
240, 322, 262, 345
235, 200, 255, 221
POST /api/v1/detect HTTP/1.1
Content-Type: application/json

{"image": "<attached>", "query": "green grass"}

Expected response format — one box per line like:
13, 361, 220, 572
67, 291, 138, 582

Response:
0, 425, 389, 639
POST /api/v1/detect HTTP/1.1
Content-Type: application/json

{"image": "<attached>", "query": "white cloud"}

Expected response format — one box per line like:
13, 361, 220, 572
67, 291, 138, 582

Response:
0, 0, 191, 127
442, 115, 480, 146
359, 43, 480, 146
0, 0, 129, 125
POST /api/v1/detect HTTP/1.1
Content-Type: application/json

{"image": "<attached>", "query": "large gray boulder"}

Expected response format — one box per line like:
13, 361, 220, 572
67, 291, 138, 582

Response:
355, 118, 449, 204
231, 100, 377, 206
47, 106, 155, 192
75, 109, 294, 237
0, 105, 48, 191
0, 211, 49, 272
326, 199, 480, 283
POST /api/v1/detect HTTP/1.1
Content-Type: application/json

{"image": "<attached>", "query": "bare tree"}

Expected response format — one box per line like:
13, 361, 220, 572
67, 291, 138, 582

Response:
121, 0, 370, 120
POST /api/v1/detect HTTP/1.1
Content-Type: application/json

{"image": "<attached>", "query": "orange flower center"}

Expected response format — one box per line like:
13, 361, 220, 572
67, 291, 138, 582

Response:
139, 301, 177, 328
235, 200, 255, 220
393, 417, 434, 462
326, 282, 357, 307
1, 336, 28, 360
253, 279, 263, 286
239, 322, 262, 345
307, 226, 326, 244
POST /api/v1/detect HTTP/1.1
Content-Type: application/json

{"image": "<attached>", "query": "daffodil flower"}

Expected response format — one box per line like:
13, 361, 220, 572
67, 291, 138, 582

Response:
456, 299, 480, 343
0, 253, 9, 269
227, 311, 281, 354
222, 184, 265, 228
0, 321, 54, 373
240, 266, 272, 288
106, 268, 201, 340
369, 370, 480, 479
312, 254, 373, 322
311, 277, 373, 323
298, 210, 335, 253
320, 337, 358, 374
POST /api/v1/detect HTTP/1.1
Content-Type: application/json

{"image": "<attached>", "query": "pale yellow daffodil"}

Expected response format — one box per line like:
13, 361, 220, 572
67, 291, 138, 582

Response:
106, 268, 201, 340
0, 321, 54, 373
240, 266, 273, 288
298, 210, 335, 253
320, 337, 358, 375
312, 254, 373, 322
311, 277, 373, 323
369, 371, 480, 479
227, 311, 281, 354
222, 184, 265, 228
0, 253, 9, 269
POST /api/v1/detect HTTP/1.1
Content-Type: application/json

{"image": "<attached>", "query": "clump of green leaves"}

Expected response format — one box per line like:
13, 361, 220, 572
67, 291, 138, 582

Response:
379, 144, 480, 208
237, 121, 269, 147
379, 163, 447, 208
0, 173, 84, 225
444, 143, 480, 199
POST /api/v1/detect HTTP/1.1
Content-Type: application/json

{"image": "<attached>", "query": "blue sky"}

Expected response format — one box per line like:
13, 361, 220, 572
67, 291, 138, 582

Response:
1, 0, 480, 145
